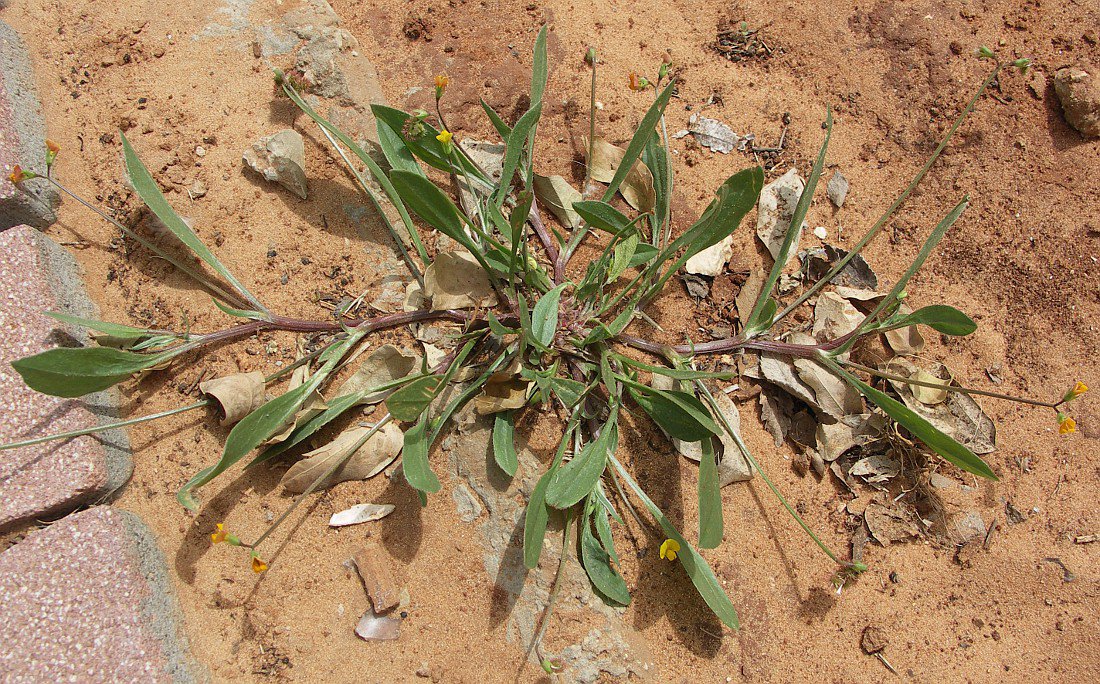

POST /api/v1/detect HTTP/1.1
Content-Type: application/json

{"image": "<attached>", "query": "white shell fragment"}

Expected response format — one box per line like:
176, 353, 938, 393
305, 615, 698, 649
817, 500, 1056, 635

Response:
329, 503, 396, 528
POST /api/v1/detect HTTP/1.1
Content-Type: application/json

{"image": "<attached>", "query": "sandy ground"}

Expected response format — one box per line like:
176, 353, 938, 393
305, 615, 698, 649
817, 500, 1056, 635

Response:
3, 0, 1099, 681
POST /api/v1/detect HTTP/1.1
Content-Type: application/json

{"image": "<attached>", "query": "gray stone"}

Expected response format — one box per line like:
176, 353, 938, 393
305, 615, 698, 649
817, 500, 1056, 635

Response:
1053, 66, 1100, 138
0, 507, 202, 681
242, 129, 308, 199
0, 21, 60, 229
0, 226, 131, 533
826, 169, 849, 207
451, 482, 483, 523
444, 421, 652, 681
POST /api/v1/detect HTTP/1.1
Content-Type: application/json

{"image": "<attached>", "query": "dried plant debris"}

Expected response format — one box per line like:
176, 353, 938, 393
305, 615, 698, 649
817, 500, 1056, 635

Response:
280, 422, 404, 493
756, 168, 806, 265
758, 384, 794, 447
713, 21, 777, 63
885, 360, 996, 455
812, 292, 865, 341
826, 170, 849, 207
688, 114, 751, 154
330, 503, 396, 527
335, 344, 419, 403
685, 234, 732, 276
864, 502, 921, 545
584, 136, 656, 212
682, 272, 711, 299
794, 357, 863, 419
849, 452, 902, 485
353, 544, 404, 613
199, 371, 266, 425
802, 244, 879, 291
533, 174, 582, 229
423, 251, 498, 309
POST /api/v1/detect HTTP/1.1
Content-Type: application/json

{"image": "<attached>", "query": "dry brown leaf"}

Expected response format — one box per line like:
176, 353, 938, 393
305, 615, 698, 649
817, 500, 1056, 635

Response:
885, 359, 996, 455
280, 423, 404, 494
199, 371, 266, 425
910, 369, 948, 405
758, 383, 794, 447
474, 377, 529, 415
864, 502, 920, 546
583, 136, 656, 212
812, 291, 865, 341
532, 174, 582, 228
794, 358, 864, 419
759, 352, 818, 407
849, 452, 901, 484
335, 344, 419, 404
267, 390, 327, 445
884, 306, 925, 355
755, 168, 806, 265
735, 269, 765, 325
423, 251, 498, 310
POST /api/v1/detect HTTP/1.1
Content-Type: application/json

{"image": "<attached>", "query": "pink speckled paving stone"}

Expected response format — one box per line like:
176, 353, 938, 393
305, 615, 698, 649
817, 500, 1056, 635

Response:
0, 506, 201, 682
0, 225, 131, 532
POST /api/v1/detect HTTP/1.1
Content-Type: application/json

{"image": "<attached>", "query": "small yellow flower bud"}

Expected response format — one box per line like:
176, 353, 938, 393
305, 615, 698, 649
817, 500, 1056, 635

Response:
1057, 413, 1076, 435
251, 554, 269, 573
436, 129, 454, 154
659, 538, 680, 561
434, 74, 449, 100
1064, 381, 1088, 402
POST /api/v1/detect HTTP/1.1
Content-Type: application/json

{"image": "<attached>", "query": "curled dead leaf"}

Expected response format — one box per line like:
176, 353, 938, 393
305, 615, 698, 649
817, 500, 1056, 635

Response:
199, 371, 267, 426
424, 251, 498, 310
280, 422, 404, 494
330, 503, 396, 527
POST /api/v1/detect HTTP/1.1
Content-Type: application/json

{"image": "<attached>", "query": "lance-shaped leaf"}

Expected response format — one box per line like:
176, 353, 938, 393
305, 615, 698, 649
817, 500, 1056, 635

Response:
611, 455, 739, 629
12, 346, 180, 398
623, 380, 721, 441
828, 362, 997, 480
546, 416, 618, 509
580, 511, 631, 606
887, 305, 977, 336
530, 282, 569, 350
492, 411, 519, 477
402, 412, 440, 494
121, 131, 264, 313
697, 436, 724, 548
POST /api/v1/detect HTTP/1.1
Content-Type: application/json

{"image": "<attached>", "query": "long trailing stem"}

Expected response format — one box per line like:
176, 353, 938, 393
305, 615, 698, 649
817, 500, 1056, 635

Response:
842, 360, 1061, 409
528, 511, 573, 672
47, 176, 249, 309
772, 64, 1007, 325
693, 380, 862, 570
0, 400, 210, 451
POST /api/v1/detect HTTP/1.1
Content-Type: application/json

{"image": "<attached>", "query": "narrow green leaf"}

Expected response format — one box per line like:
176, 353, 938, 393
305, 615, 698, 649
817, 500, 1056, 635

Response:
546, 419, 617, 509
746, 111, 831, 332
371, 104, 489, 182
611, 456, 739, 629
625, 382, 721, 441
531, 282, 569, 350
249, 392, 362, 466
600, 81, 676, 204
121, 132, 263, 312
573, 200, 631, 235
697, 437, 724, 548
390, 170, 472, 248
12, 347, 179, 398
642, 132, 671, 240
609, 233, 640, 281
385, 375, 444, 421
403, 413, 441, 494
523, 470, 554, 569
376, 114, 423, 175
831, 362, 997, 480
891, 304, 977, 336
492, 411, 519, 477
580, 513, 631, 606
593, 504, 620, 564
655, 166, 763, 287
211, 298, 267, 321
43, 312, 153, 340
481, 99, 513, 139
548, 376, 587, 410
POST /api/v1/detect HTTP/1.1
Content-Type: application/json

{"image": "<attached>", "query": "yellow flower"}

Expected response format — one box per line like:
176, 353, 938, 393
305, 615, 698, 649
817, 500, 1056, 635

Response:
45, 139, 60, 167
436, 128, 454, 154
659, 538, 680, 561
434, 74, 449, 91
251, 554, 269, 573
210, 523, 240, 546
1066, 382, 1088, 401
8, 164, 36, 184
1058, 415, 1076, 435
628, 72, 650, 91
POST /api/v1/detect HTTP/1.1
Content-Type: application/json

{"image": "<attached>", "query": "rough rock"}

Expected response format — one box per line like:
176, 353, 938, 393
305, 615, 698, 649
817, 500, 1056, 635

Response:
0, 21, 60, 229
243, 129, 308, 199
0, 226, 131, 533
826, 169, 849, 207
444, 421, 653, 682
0, 507, 202, 681
1053, 66, 1100, 138
451, 482, 483, 522
755, 167, 806, 265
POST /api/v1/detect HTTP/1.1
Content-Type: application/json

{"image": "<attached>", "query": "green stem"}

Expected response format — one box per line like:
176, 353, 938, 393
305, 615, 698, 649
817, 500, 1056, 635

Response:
528, 511, 573, 670
773, 65, 1006, 325
841, 360, 1059, 408
0, 400, 209, 451
694, 380, 862, 571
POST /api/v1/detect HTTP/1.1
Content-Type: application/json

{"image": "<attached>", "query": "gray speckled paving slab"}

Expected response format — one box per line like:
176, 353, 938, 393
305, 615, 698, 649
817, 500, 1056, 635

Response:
0, 20, 59, 229
0, 506, 203, 682
0, 225, 131, 533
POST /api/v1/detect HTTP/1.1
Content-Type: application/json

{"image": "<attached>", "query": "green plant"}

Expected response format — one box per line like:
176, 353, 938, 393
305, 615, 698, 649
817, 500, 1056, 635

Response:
7, 33, 1075, 652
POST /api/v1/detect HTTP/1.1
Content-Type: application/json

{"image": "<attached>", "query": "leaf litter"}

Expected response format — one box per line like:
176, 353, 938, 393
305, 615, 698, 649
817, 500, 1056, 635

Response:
199, 371, 266, 425
280, 422, 404, 493
583, 136, 656, 212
